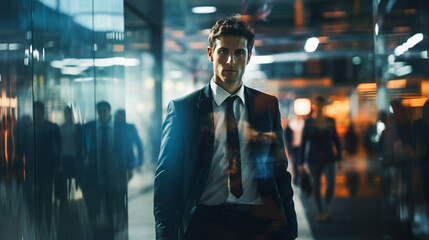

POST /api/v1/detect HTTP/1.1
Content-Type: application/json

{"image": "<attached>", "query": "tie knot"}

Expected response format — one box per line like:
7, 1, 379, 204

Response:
226, 95, 239, 107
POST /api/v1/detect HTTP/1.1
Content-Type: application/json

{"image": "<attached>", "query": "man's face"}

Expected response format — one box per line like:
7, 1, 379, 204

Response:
312, 101, 325, 115
97, 106, 111, 123
207, 35, 252, 89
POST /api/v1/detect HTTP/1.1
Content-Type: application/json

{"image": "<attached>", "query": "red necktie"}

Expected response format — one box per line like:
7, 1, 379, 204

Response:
226, 96, 243, 198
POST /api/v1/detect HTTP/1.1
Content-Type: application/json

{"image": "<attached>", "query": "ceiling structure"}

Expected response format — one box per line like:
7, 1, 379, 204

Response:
124, 0, 427, 97
161, 0, 375, 93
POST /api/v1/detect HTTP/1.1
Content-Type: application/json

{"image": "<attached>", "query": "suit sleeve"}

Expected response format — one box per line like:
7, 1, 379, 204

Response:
154, 100, 184, 240
332, 119, 342, 161
271, 98, 298, 239
300, 121, 309, 166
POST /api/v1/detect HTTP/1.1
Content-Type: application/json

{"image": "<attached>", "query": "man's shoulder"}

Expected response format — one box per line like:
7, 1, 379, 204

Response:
245, 86, 278, 102
168, 86, 208, 110
173, 88, 203, 103
246, 86, 279, 113
83, 120, 96, 129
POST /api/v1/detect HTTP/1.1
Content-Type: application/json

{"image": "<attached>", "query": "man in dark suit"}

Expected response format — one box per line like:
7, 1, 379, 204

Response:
154, 17, 297, 240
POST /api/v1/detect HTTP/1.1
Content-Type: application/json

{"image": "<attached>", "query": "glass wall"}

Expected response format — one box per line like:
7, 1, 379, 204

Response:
0, 0, 143, 239
374, 0, 429, 238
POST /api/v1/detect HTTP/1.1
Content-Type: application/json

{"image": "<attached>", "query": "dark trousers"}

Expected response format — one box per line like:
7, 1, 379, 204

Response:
289, 147, 300, 184
309, 161, 336, 212
185, 204, 292, 240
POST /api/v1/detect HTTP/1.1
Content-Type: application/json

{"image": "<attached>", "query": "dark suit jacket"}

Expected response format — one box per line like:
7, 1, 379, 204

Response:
300, 117, 342, 166
82, 120, 134, 188
154, 84, 297, 240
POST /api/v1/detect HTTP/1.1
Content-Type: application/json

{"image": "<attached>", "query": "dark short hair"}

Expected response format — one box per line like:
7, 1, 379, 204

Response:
64, 106, 72, 114
34, 101, 45, 114
97, 101, 111, 112
314, 96, 326, 105
208, 17, 255, 53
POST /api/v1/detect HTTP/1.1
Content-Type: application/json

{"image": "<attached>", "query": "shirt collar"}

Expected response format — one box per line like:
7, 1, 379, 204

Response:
210, 78, 246, 107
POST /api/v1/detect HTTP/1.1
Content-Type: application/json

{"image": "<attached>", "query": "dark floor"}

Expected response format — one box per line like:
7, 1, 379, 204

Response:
300, 196, 382, 240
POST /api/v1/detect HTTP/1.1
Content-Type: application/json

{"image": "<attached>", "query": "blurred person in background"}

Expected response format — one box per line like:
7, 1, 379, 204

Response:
299, 96, 342, 222
284, 114, 306, 185
344, 122, 358, 160
154, 17, 297, 240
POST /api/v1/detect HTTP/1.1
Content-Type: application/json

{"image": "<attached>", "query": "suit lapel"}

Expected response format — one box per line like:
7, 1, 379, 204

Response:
182, 85, 215, 234
196, 84, 215, 180
244, 86, 256, 129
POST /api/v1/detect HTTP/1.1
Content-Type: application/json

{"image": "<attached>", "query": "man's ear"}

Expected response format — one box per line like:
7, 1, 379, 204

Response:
246, 50, 252, 65
207, 46, 214, 62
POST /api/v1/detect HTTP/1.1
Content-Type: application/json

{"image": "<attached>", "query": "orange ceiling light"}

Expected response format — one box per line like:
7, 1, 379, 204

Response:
294, 0, 304, 27
172, 30, 185, 38
254, 40, 263, 47
189, 42, 206, 49
318, 36, 329, 44
357, 83, 377, 92
386, 79, 407, 89
323, 11, 347, 18
131, 43, 149, 49
402, 98, 428, 107
112, 44, 124, 52
422, 81, 429, 97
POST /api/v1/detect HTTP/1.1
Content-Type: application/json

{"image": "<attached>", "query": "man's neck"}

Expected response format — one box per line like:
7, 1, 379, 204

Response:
214, 79, 243, 95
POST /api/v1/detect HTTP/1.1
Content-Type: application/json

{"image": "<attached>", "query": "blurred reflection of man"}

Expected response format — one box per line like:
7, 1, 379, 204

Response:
154, 17, 297, 240
82, 101, 133, 240
114, 109, 144, 170
60, 106, 84, 197
412, 100, 429, 203
33, 101, 62, 228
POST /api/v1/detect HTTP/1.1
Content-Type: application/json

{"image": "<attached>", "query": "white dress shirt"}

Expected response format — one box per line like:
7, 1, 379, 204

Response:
198, 79, 261, 205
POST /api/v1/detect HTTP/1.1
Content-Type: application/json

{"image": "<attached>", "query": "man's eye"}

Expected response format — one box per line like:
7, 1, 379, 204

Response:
219, 49, 228, 54
235, 51, 246, 57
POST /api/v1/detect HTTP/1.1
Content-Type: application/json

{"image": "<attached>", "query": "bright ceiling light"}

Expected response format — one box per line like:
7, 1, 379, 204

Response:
304, 37, 319, 53
294, 98, 311, 116
406, 33, 423, 48
394, 33, 424, 56
192, 6, 217, 14
251, 55, 275, 64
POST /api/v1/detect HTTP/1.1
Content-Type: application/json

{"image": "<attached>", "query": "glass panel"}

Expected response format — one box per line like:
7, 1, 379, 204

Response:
374, 0, 429, 238
0, 0, 34, 239
123, 3, 161, 239
1, 0, 128, 239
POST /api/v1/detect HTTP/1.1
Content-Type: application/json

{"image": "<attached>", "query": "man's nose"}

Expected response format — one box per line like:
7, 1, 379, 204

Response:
226, 54, 236, 64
